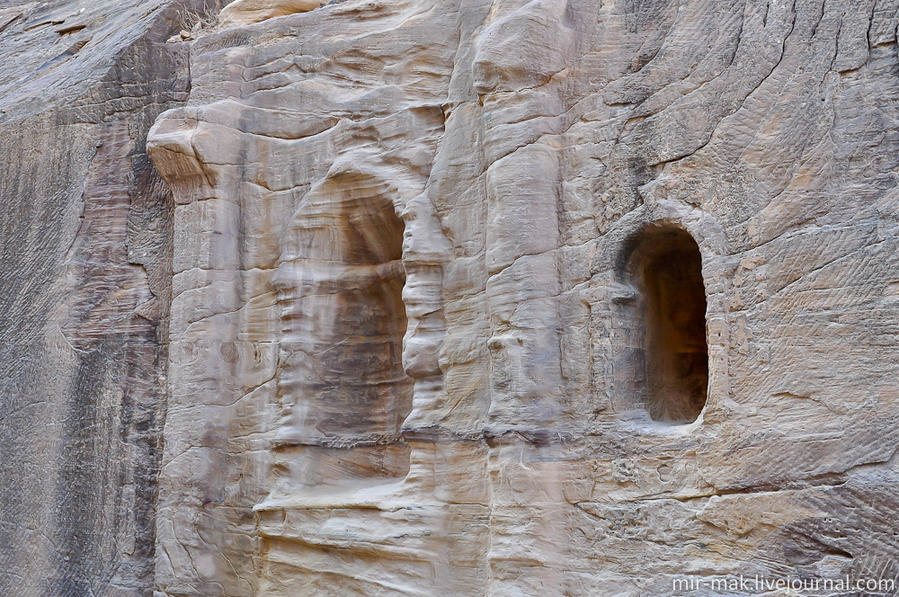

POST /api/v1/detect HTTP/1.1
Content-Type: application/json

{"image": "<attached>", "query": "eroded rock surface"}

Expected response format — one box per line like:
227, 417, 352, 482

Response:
218, 0, 322, 27
146, 0, 899, 595
1, 0, 898, 595
0, 1, 218, 594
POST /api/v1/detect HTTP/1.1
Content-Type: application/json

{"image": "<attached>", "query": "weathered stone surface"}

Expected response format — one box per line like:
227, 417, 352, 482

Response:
144, 0, 899, 595
0, 1, 218, 594
218, 0, 320, 27
2, 0, 898, 594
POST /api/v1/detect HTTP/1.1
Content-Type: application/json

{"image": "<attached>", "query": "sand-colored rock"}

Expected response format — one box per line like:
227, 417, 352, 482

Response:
1, 0, 898, 594
218, 0, 323, 27
145, 0, 899, 595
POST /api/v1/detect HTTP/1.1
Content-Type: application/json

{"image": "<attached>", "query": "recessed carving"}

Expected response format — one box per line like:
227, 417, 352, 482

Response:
273, 169, 412, 481
623, 224, 708, 423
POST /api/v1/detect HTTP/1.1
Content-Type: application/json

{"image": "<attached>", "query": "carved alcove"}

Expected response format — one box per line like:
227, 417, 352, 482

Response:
616, 223, 709, 424
270, 167, 413, 496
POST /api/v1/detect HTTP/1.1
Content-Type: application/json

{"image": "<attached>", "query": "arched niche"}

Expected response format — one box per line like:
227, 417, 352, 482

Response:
272, 169, 412, 489
621, 224, 708, 423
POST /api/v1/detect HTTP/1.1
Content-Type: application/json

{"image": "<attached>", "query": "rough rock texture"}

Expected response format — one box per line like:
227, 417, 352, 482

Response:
145, 0, 899, 595
2, 0, 898, 595
218, 0, 320, 27
0, 1, 217, 594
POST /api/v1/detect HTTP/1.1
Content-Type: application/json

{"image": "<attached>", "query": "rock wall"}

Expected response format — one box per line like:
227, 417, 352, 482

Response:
1, 0, 898, 595
146, 0, 899, 595
0, 1, 216, 594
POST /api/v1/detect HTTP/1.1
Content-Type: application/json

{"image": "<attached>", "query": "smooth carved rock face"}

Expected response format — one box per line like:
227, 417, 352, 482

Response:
270, 166, 413, 495
218, 0, 322, 27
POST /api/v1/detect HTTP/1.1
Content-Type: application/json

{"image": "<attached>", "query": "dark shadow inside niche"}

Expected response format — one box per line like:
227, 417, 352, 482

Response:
623, 224, 708, 424
274, 176, 412, 484
324, 194, 410, 441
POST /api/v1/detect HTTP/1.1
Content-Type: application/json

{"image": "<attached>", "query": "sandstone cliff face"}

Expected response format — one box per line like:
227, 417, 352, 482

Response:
0, 1, 216, 594
2, 0, 898, 595
145, 0, 899, 595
